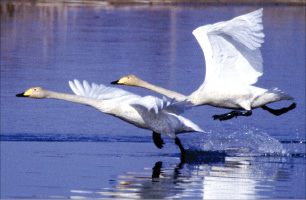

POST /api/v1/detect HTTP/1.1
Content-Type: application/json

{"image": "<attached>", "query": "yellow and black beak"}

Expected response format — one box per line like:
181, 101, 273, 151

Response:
16, 88, 33, 97
111, 76, 128, 85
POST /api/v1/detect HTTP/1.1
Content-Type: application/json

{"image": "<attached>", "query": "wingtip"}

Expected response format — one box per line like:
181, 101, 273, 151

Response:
74, 79, 81, 85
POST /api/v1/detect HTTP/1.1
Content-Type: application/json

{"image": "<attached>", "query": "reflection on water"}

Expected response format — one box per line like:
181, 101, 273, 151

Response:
70, 153, 304, 199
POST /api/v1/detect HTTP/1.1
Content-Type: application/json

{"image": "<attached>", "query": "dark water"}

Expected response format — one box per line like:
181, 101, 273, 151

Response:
1, 2, 305, 199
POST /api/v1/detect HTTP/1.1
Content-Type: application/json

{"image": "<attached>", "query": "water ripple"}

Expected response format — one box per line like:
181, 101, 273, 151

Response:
0, 133, 152, 143
1, 133, 305, 157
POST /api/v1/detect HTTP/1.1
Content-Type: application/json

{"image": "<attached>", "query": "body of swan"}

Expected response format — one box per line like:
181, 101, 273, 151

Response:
112, 8, 295, 120
16, 80, 205, 154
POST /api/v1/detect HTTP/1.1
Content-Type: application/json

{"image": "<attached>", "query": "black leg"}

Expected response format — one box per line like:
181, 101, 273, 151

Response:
175, 137, 186, 162
261, 102, 296, 116
213, 110, 252, 121
152, 161, 163, 179
152, 132, 165, 149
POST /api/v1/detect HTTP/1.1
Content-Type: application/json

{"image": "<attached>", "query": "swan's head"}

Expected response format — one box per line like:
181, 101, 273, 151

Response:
111, 75, 140, 86
16, 87, 47, 98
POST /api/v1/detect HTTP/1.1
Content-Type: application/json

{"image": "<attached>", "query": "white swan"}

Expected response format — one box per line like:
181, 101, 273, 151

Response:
16, 79, 205, 154
112, 8, 296, 121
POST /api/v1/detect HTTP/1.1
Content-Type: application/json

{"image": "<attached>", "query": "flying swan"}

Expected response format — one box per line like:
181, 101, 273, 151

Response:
16, 80, 205, 155
112, 8, 296, 121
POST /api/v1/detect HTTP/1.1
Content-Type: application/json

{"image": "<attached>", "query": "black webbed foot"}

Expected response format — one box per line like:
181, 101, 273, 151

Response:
213, 111, 239, 121
152, 132, 165, 149
261, 102, 296, 116
213, 110, 252, 121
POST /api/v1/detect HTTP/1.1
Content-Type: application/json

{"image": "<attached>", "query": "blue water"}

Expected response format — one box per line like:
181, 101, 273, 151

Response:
1, 2, 305, 199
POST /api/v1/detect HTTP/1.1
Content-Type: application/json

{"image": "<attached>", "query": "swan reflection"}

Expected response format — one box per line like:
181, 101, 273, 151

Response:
70, 152, 292, 199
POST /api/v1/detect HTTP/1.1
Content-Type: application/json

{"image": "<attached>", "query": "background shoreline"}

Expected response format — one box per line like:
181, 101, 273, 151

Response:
1, 0, 305, 6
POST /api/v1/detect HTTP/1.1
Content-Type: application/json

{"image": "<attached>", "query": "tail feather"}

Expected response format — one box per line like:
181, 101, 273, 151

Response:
267, 88, 294, 101
252, 87, 294, 108
177, 115, 208, 134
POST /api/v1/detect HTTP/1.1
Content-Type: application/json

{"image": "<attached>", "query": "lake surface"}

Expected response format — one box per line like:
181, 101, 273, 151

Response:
1, 1, 305, 199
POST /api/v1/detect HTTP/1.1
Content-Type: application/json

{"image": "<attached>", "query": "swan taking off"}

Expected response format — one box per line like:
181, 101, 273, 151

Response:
112, 8, 296, 121
16, 80, 205, 155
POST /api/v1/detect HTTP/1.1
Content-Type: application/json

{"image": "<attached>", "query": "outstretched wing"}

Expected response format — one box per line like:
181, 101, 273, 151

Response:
69, 79, 140, 101
69, 80, 193, 116
193, 8, 264, 87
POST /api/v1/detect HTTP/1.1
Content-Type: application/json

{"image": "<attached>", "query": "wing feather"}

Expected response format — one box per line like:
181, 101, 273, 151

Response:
83, 80, 91, 94
74, 79, 86, 96
68, 80, 80, 96
192, 8, 264, 87
69, 79, 139, 100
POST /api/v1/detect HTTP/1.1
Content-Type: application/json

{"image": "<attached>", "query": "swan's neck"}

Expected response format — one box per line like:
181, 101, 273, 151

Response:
137, 80, 187, 101
46, 91, 126, 118
46, 91, 111, 112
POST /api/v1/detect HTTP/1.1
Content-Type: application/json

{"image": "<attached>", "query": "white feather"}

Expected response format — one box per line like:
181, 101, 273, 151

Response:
193, 8, 264, 86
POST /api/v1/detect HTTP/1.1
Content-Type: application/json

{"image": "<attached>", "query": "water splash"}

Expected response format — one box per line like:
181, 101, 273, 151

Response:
184, 125, 287, 156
